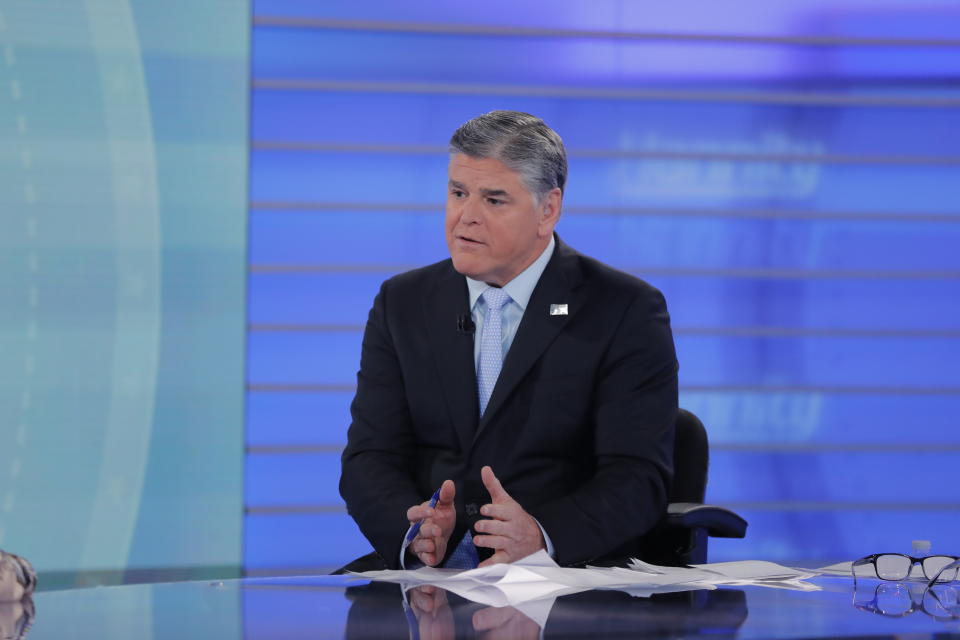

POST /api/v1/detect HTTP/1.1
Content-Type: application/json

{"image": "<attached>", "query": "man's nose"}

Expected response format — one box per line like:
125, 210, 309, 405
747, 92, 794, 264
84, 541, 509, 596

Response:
459, 196, 482, 224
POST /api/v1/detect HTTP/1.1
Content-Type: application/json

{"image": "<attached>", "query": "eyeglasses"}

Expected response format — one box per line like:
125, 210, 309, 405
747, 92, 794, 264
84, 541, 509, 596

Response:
852, 553, 960, 584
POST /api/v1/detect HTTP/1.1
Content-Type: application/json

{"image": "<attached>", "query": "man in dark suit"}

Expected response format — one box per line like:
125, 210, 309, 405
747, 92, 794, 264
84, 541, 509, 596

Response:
340, 110, 677, 569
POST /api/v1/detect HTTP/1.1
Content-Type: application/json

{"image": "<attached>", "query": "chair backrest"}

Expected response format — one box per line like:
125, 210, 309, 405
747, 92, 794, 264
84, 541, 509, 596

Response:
635, 408, 714, 566
671, 408, 709, 505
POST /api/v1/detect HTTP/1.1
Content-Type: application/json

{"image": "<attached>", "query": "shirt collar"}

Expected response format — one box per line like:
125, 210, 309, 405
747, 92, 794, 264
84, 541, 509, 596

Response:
466, 235, 556, 311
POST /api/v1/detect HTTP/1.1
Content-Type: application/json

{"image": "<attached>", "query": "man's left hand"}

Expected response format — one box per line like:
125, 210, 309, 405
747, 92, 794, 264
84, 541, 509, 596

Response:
473, 466, 545, 567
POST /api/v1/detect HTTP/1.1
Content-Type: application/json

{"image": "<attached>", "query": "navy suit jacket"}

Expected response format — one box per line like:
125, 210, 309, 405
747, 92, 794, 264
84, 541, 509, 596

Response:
340, 236, 678, 568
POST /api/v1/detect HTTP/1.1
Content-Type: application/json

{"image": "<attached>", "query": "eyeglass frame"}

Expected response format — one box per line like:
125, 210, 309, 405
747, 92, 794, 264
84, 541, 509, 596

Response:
851, 553, 960, 584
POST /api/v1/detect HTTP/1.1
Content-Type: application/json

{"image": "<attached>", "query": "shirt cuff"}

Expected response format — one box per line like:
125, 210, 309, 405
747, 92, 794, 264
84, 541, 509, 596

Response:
400, 523, 415, 569
533, 518, 555, 558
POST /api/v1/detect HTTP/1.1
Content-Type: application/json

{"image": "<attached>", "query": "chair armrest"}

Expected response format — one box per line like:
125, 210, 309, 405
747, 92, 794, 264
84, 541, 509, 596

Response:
665, 503, 748, 539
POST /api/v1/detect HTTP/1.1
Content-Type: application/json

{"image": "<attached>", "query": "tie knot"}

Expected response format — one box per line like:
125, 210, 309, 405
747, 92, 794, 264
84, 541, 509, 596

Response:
481, 287, 511, 311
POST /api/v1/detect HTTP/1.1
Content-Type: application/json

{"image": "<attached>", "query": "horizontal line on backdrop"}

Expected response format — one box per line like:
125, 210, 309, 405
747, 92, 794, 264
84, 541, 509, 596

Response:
248, 324, 960, 339
249, 264, 960, 280
243, 443, 960, 455
247, 383, 960, 395
720, 501, 960, 511
252, 141, 960, 166
247, 444, 343, 454
251, 16, 960, 49
245, 505, 347, 515
249, 200, 960, 223
245, 501, 960, 514
251, 78, 960, 109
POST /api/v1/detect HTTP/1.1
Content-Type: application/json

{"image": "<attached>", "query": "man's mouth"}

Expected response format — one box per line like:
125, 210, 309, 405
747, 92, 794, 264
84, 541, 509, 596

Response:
457, 235, 483, 245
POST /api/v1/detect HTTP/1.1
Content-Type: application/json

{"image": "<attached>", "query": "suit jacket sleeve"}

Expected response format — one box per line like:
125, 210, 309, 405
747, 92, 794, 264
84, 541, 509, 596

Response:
339, 279, 423, 568
527, 286, 678, 566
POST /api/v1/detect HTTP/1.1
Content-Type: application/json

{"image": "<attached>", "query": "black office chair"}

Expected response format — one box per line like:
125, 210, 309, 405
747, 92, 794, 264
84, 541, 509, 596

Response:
333, 408, 746, 573
639, 408, 747, 566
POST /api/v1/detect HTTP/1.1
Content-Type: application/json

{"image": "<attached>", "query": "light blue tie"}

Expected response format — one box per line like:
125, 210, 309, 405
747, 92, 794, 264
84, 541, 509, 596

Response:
444, 288, 511, 570
476, 287, 511, 417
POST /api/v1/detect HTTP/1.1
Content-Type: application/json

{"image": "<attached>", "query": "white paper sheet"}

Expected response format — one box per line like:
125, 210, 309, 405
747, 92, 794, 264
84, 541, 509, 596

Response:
351, 550, 822, 614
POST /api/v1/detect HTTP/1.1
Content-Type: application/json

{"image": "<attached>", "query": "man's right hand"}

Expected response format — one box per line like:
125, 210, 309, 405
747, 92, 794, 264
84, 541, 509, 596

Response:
406, 479, 456, 566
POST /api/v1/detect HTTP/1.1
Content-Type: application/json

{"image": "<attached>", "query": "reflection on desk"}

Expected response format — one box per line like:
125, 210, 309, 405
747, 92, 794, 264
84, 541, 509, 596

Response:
22, 574, 960, 639
0, 596, 34, 640
345, 581, 748, 639
853, 580, 960, 622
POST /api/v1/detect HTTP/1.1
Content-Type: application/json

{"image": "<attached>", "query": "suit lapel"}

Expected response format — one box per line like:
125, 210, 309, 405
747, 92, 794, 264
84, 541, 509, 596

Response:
423, 264, 478, 455
476, 238, 585, 438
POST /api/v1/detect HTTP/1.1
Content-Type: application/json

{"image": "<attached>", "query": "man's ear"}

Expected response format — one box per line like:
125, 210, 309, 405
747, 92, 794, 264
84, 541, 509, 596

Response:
538, 188, 562, 237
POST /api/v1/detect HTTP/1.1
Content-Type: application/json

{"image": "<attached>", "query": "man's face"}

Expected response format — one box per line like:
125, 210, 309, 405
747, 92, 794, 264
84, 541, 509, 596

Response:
445, 154, 560, 287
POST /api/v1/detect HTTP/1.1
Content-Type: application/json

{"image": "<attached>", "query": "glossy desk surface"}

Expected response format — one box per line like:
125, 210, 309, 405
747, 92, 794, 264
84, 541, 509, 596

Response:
15, 573, 960, 639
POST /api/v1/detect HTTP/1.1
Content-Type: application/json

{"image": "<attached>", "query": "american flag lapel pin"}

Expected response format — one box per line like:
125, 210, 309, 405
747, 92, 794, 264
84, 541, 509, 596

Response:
549, 303, 568, 316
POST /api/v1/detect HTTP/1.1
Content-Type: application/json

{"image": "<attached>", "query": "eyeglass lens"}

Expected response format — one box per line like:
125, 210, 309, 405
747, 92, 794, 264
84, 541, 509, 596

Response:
925, 557, 960, 583
869, 554, 959, 581
876, 555, 912, 580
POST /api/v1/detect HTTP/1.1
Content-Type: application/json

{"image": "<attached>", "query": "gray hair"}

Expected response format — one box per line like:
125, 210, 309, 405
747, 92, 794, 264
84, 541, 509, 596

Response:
449, 111, 567, 203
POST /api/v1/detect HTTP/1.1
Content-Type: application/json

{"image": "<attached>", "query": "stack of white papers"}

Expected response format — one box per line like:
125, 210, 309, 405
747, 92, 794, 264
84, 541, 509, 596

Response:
352, 550, 820, 616
628, 558, 821, 592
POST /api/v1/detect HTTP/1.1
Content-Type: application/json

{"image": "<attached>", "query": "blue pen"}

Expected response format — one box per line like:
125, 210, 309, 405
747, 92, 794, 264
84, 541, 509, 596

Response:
405, 488, 442, 543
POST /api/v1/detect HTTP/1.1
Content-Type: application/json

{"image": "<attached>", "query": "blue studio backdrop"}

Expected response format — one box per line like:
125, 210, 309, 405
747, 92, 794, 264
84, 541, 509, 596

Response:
246, 0, 960, 573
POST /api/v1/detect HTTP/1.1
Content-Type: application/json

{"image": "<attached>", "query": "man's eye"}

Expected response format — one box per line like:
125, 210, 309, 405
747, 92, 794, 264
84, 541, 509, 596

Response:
451, 190, 465, 198
486, 198, 502, 205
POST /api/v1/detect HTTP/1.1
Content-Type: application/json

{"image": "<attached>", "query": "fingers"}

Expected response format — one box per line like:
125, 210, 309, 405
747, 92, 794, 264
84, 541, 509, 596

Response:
407, 504, 435, 523
408, 479, 455, 524
417, 550, 439, 566
479, 503, 517, 522
478, 550, 511, 568
437, 478, 456, 506
411, 537, 436, 555
418, 521, 446, 539
472, 534, 510, 551
474, 517, 510, 536
480, 466, 512, 503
